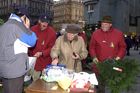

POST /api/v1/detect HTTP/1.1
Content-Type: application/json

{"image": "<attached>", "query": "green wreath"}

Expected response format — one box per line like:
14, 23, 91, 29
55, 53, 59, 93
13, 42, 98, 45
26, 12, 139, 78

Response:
96, 58, 140, 93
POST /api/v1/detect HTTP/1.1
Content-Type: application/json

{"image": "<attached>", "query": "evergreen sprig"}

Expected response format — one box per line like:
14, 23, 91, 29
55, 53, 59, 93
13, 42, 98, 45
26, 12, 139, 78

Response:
0, 18, 4, 25
96, 58, 140, 93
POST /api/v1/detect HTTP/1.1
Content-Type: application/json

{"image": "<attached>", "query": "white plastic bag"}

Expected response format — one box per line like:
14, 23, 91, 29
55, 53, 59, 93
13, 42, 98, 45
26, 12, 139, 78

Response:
24, 57, 37, 82
28, 57, 37, 69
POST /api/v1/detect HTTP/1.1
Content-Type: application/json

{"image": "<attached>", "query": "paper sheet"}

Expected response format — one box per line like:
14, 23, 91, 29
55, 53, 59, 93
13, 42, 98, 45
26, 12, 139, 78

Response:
89, 73, 98, 85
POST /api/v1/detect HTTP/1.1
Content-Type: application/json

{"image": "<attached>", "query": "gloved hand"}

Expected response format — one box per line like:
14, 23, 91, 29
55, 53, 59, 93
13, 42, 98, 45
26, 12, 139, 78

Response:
92, 57, 99, 64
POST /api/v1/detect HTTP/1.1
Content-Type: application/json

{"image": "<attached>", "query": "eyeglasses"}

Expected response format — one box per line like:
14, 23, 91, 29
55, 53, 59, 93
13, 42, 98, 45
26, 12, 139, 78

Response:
40, 22, 48, 27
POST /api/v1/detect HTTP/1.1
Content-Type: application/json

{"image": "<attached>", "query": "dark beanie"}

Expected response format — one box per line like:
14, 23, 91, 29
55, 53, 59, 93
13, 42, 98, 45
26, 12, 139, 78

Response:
39, 14, 50, 23
101, 16, 112, 23
65, 24, 82, 34
14, 7, 28, 17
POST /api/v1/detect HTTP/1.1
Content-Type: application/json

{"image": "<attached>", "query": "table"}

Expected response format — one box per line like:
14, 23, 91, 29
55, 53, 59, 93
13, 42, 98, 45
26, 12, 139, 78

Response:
25, 79, 68, 93
24, 79, 96, 93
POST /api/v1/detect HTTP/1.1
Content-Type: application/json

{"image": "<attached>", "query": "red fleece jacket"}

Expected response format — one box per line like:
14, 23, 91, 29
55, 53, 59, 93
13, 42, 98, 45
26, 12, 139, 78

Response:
29, 24, 56, 71
89, 28, 126, 62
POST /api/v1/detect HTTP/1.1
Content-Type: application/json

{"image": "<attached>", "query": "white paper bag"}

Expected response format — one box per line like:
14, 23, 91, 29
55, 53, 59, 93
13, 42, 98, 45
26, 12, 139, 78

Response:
28, 57, 37, 69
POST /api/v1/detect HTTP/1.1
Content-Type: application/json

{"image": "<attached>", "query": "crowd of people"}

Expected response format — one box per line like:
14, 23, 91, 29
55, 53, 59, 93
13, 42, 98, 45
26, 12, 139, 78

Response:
125, 34, 140, 56
1, 7, 138, 93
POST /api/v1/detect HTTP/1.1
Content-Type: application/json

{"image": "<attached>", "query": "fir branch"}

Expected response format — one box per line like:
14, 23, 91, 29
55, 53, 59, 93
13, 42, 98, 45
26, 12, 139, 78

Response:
97, 58, 140, 93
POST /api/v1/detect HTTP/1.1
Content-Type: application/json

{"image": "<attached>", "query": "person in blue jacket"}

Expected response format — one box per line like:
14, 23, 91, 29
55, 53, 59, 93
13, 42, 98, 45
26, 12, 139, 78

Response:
0, 8, 37, 93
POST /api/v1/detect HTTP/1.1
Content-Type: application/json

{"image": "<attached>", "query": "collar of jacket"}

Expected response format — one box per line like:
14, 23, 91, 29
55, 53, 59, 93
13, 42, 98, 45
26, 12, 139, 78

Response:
64, 33, 78, 42
9, 13, 22, 23
8, 19, 32, 35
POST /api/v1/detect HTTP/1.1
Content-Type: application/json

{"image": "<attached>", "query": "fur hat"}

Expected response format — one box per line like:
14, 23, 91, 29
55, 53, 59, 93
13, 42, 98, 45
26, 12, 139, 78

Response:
101, 16, 112, 23
65, 24, 82, 34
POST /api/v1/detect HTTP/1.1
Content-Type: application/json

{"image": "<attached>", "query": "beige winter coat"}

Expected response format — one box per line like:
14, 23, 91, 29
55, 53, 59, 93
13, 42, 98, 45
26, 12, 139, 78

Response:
51, 34, 88, 72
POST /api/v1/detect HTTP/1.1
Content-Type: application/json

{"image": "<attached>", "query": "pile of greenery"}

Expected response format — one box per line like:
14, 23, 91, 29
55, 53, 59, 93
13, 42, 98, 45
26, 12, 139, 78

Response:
0, 18, 4, 25
96, 58, 140, 93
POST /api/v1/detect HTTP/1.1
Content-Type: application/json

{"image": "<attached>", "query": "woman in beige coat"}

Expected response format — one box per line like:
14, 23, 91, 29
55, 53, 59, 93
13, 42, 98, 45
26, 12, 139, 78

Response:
51, 24, 88, 72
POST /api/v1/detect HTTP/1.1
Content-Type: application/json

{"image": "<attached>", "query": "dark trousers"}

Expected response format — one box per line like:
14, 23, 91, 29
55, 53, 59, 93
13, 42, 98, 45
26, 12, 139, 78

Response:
2, 75, 24, 93
126, 47, 130, 56
96, 74, 105, 93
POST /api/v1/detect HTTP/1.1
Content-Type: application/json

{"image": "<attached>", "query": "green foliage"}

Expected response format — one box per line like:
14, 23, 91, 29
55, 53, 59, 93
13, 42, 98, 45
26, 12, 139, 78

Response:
0, 18, 4, 25
96, 58, 140, 93
83, 25, 93, 45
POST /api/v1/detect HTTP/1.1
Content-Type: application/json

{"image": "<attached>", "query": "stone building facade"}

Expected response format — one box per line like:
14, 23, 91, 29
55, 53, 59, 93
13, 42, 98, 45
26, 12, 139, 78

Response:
0, 0, 53, 24
53, 0, 84, 31
83, 0, 140, 33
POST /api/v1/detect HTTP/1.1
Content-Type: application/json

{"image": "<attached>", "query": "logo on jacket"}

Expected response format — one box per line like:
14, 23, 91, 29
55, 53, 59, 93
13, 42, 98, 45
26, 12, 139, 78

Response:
41, 40, 45, 45
102, 40, 106, 43
110, 42, 114, 48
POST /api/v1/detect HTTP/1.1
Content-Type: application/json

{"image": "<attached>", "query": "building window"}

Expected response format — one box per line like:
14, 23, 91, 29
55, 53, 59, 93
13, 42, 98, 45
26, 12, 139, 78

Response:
87, 4, 94, 13
129, 15, 137, 26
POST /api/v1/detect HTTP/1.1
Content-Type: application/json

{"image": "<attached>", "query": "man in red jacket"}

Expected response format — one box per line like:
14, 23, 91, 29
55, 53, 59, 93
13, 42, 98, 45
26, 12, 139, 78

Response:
28, 14, 56, 81
89, 16, 126, 93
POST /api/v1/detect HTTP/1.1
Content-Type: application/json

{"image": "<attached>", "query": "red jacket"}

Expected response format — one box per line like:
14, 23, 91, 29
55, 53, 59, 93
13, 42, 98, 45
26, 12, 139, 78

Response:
78, 32, 87, 43
29, 24, 56, 71
89, 28, 126, 62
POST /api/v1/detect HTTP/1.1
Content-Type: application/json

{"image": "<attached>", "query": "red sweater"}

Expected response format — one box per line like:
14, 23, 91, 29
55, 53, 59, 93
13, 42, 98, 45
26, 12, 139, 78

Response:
89, 28, 126, 62
29, 24, 56, 71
